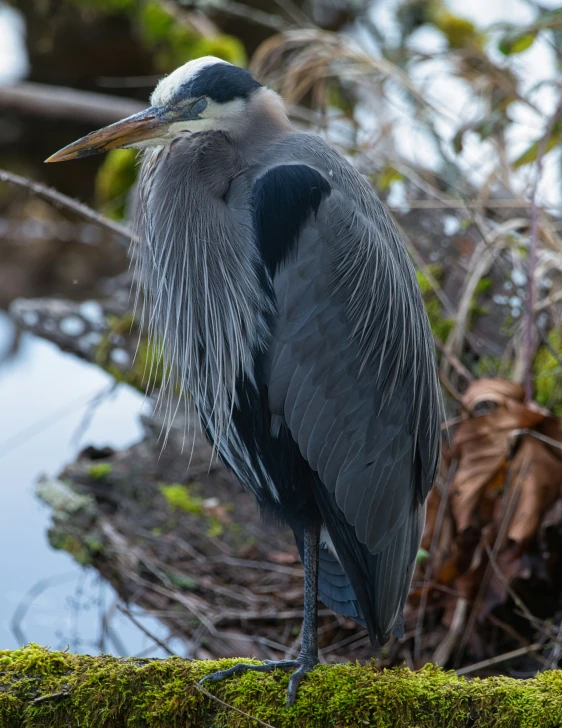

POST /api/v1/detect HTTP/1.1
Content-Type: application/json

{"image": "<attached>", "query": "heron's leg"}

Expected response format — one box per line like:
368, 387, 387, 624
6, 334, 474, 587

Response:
199, 523, 321, 707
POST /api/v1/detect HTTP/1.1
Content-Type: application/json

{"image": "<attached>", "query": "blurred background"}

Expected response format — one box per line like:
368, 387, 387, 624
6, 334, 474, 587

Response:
1, 0, 562, 676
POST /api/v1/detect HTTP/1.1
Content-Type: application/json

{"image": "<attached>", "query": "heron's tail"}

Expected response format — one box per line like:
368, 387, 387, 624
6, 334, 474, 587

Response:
310, 477, 424, 645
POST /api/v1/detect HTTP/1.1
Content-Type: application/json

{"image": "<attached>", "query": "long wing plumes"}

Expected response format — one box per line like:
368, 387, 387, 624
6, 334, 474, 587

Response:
253, 134, 441, 640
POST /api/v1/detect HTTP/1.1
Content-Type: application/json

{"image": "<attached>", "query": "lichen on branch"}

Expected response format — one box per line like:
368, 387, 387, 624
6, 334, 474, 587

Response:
1, 645, 562, 727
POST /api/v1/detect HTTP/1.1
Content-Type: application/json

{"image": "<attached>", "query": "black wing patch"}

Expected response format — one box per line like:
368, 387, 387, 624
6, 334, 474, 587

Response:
252, 164, 331, 277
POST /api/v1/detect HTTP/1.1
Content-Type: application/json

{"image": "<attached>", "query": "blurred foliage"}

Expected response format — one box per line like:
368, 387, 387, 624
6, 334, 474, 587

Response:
397, 0, 485, 50
375, 165, 405, 192
416, 267, 454, 343
533, 330, 562, 416
95, 149, 137, 220
160, 483, 203, 515
71, 0, 136, 11
31, 0, 246, 73
88, 462, 113, 479
138, 1, 246, 70
513, 121, 562, 168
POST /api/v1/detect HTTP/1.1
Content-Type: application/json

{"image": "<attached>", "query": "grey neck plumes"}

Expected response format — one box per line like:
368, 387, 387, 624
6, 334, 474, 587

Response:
131, 127, 275, 445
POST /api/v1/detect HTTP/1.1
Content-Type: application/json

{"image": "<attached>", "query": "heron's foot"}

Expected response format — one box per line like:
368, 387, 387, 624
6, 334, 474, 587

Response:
199, 653, 319, 707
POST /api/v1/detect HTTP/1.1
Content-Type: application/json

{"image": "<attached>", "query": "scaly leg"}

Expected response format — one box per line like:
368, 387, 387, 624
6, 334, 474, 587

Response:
199, 523, 320, 707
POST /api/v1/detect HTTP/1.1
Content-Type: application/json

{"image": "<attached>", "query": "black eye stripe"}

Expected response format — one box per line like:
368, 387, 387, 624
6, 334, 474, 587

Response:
181, 63, 261, 103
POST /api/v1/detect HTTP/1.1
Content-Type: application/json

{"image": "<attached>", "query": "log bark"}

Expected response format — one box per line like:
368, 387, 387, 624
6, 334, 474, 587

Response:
1, 645, 562, 727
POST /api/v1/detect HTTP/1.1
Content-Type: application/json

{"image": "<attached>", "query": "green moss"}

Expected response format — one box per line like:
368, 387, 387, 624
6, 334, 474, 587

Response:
88, 463, 113, 479
47, 533, 93, 565
160, 484, 203, 515
206, 517, 224, 538
533, 330, 562, 416
2, 646, 562, 727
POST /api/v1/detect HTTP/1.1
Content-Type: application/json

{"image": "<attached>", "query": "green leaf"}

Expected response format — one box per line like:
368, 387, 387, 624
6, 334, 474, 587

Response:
513, 121, 562, 168
499, 31, 536, 55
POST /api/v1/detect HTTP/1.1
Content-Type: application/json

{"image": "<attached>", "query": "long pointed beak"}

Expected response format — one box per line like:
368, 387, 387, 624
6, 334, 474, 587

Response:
45, 106, 167, 163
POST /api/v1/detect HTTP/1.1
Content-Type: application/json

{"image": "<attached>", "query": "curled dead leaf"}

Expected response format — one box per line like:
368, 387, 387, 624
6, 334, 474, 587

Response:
461, 378, 525, 412
450, 401, 544, 533
507, 436, 562, 545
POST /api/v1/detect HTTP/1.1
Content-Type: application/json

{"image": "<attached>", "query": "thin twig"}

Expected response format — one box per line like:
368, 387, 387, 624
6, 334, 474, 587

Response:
211, 556, 302, 577
0, 169, 131, 243
31, 692, 70, 705
455, 455, 525, 666
389, 199, 534, 210
193, 683, 276, 728
508, 428, 562, 454
414, 459, 457, 664
485, 544, 562, 648
456, 642, 549, 676
117, 605, 177, 657
181, 0, 287, 31
433, 598, 469, 667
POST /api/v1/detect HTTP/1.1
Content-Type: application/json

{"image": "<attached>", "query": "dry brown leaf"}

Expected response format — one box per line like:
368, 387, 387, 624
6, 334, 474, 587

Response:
461, 378, 525, 411
450, 408, 544, 532
415, 377, 562, 653
507, 436, 562, 544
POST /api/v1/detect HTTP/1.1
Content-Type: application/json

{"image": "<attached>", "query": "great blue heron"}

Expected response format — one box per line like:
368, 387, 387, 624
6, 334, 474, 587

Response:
47, 56, 441, 706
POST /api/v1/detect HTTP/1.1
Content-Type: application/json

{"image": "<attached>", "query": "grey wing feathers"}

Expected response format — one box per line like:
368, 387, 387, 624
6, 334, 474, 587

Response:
258, 136, 440, 642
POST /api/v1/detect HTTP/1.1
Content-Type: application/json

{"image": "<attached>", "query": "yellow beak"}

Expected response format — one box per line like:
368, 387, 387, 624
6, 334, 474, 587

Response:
45, 107, 167, 163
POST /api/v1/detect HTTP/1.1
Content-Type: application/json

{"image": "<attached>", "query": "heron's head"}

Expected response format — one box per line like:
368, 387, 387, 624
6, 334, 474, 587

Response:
46, 57, 287, 162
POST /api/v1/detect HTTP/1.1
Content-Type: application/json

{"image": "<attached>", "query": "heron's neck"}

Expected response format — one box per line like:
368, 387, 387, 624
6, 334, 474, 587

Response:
232, 88, 292, 161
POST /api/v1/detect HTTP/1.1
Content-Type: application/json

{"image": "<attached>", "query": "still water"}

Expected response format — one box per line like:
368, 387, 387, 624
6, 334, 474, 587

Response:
0, 311, 185, 656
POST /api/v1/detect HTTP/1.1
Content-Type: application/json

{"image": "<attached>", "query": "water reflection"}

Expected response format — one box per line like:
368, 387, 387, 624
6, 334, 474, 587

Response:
0, 311, 182, 656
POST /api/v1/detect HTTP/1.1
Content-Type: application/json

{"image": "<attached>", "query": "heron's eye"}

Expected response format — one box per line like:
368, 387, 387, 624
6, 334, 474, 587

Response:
189, 98, 207, 117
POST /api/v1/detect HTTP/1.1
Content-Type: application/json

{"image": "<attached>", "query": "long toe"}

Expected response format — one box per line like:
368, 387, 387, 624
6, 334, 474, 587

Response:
199, 657, 318, 706
199, 659, 298, 686
286, 658, 318, 707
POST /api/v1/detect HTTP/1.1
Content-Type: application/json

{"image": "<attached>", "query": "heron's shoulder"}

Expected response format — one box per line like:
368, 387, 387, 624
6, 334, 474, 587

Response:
252, 132, 347, 181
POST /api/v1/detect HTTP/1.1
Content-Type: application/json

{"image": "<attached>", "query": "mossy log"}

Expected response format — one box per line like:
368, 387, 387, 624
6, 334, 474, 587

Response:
2, 646, 562, 727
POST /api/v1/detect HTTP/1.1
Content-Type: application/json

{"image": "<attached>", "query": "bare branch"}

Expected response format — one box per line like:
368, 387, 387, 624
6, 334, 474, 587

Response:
456, 642, 548, 676
0, 81, 144, 126
117, 605, 177, 657
0, 168, 131, 244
